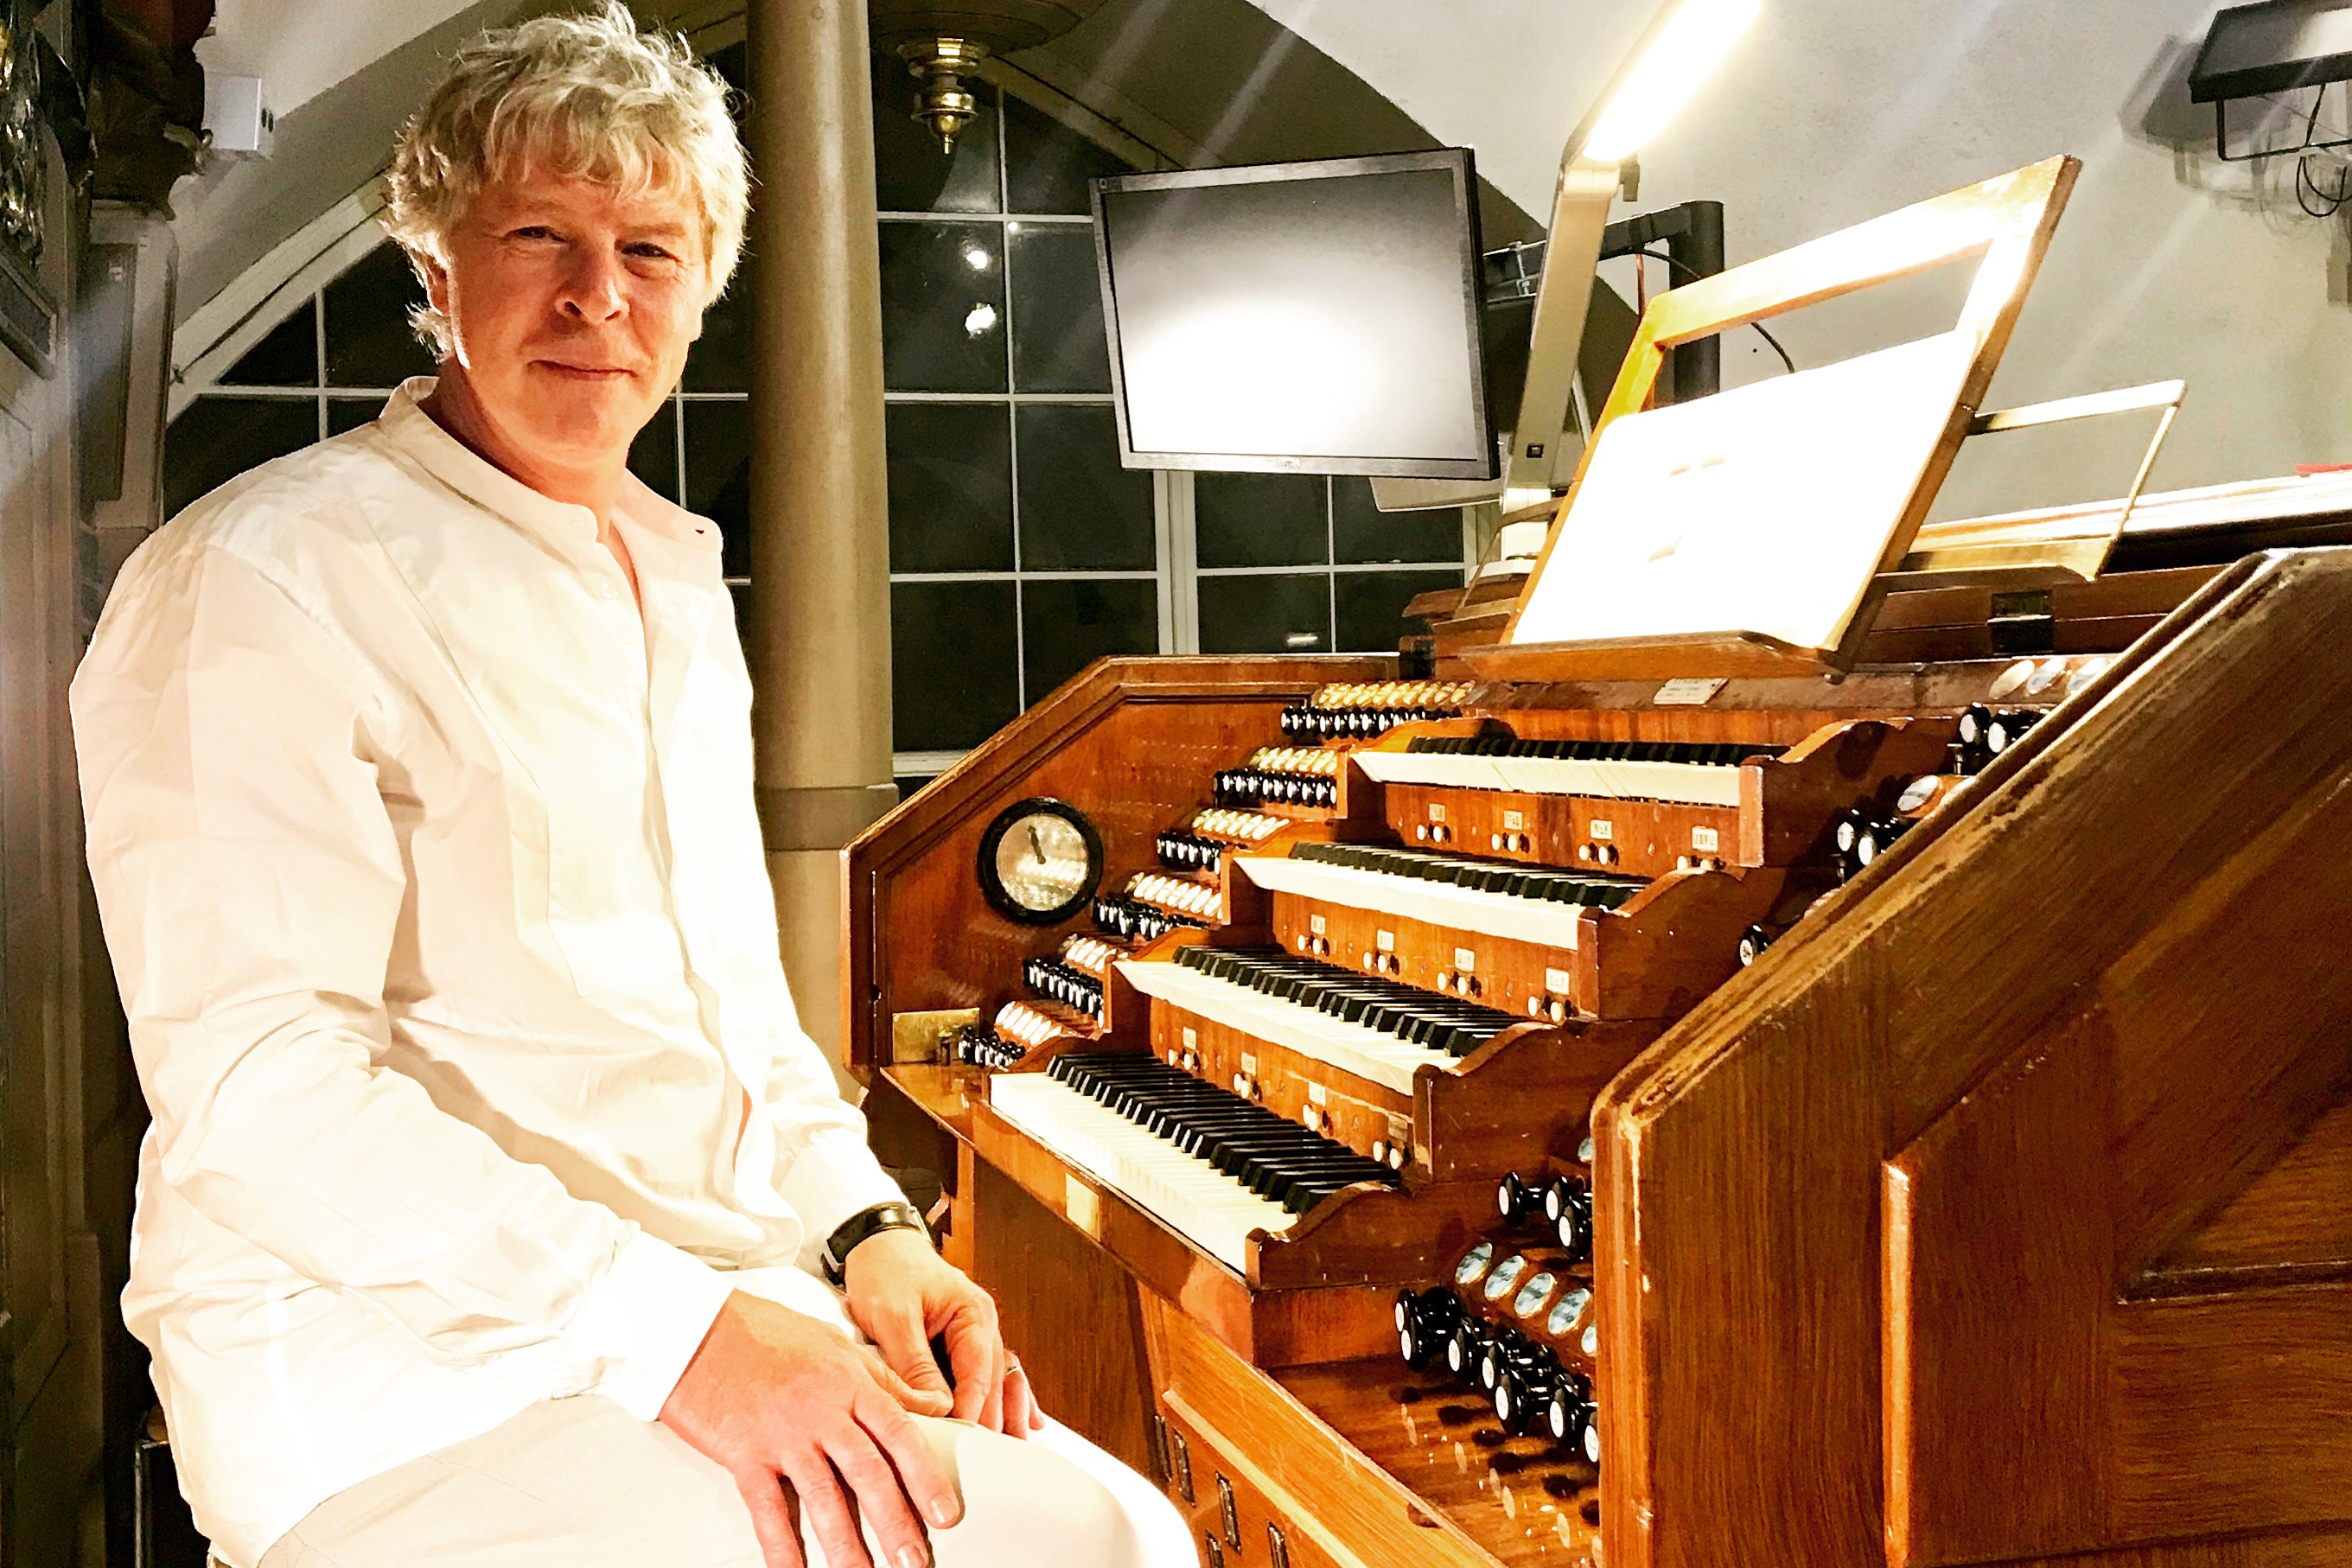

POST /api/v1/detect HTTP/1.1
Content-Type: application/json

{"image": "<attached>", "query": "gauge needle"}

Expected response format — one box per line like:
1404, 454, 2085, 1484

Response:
1029, 824, 1048, 865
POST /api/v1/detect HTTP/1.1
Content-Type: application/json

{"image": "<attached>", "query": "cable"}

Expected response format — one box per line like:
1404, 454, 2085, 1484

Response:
2297, 153, 2351, 218
1631, 248, 1797, 376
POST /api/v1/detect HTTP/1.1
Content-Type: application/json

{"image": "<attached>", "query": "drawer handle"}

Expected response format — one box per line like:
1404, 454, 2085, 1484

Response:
1203, 1532, 1225, 1568
1170, 1430, 1194, 1505
1267, 1521, 1291, 1568
1218, 1474, 1241, 1551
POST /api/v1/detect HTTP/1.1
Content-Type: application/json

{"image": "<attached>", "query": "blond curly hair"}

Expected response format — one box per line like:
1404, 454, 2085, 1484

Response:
381, 2, 747, 356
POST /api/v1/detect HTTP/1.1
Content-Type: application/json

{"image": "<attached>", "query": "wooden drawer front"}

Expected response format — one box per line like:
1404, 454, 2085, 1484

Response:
1384, 781, 1740, 882
1157, 1397, 1347, 1568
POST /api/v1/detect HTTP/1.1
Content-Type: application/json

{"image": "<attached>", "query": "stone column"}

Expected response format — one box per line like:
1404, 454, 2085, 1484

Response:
743, 0, 897, 1082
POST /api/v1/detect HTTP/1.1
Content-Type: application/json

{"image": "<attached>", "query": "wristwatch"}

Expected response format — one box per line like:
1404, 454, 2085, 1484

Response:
819, 1201, 930, 1285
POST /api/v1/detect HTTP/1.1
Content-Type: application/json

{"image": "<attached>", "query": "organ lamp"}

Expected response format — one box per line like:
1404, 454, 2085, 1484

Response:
1507, 0, 1762, 507
868, 0, 1107, 153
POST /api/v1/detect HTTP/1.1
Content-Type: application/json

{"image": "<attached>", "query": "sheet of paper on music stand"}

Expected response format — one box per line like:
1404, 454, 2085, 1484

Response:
1510, 330, 1979, 652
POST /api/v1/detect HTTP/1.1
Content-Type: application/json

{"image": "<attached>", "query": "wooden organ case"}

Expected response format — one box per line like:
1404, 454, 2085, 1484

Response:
845, 156, 2352, 1568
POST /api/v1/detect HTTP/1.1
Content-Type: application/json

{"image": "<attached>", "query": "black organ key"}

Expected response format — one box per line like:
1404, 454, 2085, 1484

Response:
1404, 734, 1782, 768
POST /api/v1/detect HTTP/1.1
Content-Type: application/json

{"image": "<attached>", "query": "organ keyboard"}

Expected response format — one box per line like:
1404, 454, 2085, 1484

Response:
846, 160, 2352, 1568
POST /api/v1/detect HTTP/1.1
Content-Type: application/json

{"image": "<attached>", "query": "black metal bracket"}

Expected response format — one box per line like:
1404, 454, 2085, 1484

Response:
2212, 84, 2352, 163
1480, 197, 1726, 405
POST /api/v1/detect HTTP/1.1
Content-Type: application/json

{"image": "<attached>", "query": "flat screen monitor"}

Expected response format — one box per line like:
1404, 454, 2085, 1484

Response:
1090, 149, 1496, 479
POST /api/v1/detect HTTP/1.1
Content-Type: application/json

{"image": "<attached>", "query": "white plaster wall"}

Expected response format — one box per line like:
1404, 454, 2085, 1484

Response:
1249, 0, 2352, 509
196, 0, 482, 119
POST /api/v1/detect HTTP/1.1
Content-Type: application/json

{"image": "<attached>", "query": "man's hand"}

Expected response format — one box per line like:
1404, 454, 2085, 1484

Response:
842, 1228, 1042, 1437
659, 1290, 960, 1568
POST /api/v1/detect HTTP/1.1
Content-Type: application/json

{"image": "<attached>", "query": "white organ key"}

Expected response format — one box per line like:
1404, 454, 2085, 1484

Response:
1113, 959, 1442, 1094
989, 1074, 1295, 1273
1353, 748, 1745, 806
1234, 854, 1589, 951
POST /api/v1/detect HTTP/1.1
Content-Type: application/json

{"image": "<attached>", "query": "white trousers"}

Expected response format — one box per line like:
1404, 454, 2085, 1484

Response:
254, 1393, 1194, 1568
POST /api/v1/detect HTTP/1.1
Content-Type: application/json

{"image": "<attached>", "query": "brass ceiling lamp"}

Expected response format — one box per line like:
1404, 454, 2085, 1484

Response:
868, 2, 1107, 154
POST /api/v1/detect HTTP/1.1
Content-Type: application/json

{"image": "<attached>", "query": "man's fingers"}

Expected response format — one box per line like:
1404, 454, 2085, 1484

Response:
862, 1344, 952, 1418
784, 1448, 879, 1568
855, 1382, 964, 1529
940, 1310, 1002, 1429
1005, 1358, 1042, 1437
733, 1468, 809, 1568
870, 1310, 955, 1413
822, 1421, 934, 1568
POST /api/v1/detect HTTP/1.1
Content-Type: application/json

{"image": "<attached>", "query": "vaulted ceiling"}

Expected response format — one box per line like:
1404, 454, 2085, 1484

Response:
175, 0, 2352, 500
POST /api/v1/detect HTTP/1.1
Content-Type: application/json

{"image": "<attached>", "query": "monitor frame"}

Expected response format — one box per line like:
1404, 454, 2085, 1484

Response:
1087, 148, 1497, 480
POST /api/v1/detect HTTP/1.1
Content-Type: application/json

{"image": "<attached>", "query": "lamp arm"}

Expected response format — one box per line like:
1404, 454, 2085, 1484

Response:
1504, 156, 1622, 500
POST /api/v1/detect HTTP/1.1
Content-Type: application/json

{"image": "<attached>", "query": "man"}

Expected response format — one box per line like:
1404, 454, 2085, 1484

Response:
73, 9, 1187, 1567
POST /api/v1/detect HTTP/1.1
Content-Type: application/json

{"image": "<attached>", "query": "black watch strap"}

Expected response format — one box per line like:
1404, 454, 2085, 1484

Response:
820, 1201, 928, 1285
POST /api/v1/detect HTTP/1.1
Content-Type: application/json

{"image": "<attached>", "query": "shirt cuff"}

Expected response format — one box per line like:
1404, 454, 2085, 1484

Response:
555, 1228, 736, 1420
778, 1129, 912, 1272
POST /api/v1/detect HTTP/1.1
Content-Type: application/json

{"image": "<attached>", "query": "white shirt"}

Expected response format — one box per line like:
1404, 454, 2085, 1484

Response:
73, 379, 908, 1568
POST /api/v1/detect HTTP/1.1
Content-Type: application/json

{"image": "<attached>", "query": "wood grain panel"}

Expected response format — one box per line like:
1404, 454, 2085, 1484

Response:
845, 656, 1392, 1079
1593, 551, 2352, 1568
1988, 1527, 2352, 1568
1269, 865, 1794, 1025
2111, 1290, 2352, 1539
2151, 1098, 2352, 1288
970, 1158, 1159, 1476
1151, 1297, 1506, 1568
1276, 1360, 1602, 1568
1161, 1393, 1356, 1568
1884, 1009, 2114, 1565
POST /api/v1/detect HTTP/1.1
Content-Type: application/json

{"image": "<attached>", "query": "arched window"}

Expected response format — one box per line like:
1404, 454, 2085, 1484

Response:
163, 50, 1470, 783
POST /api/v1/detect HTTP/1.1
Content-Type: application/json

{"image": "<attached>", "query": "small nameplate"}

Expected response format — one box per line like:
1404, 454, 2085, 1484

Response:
1182, 1027, 1198, 1049
1546, 967, 1573, 994
1307, 1081, 1328, 1106
1066, 1176, 1101, 1237
1240, 1052, 1257, 1074
1454, 947, 1477, 972
1589, 819, 1615, 841
1692, 825, 1721, 853
1654, 677, 1726, 706
1502, 809, 1526, 831
1427, 802, 1448, 822
1377, 929, 1396, 952
1310, 913, 1327, 935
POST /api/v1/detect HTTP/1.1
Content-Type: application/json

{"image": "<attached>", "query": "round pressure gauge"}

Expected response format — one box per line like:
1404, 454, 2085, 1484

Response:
977, 798, 1104, 925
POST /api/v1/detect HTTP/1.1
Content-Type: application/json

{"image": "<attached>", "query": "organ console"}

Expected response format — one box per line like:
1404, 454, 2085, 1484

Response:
845, 157, 2352, 1568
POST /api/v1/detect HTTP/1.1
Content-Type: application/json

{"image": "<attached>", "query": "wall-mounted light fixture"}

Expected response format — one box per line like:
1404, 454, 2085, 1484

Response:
868, 2, 1107, 155
1505, 0, 1763, 507
2190, 0, 2352, 162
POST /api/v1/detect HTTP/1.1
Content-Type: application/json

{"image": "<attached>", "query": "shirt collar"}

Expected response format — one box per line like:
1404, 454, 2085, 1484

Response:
374, 376, 722, 562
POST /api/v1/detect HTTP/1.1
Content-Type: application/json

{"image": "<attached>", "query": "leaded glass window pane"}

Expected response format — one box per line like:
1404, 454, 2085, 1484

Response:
1335, 569, 1462, 651
323, 245, 433, 387
877, 220, 1008, 393
1016, 405, 1152, 571
893, 579, 1021, 749
1198, 572, 1330, 655
1023, 577, 1157, 697
1008, 225, 1111, 393
219, 305, 317, 387
1195, 474, 1326, 568
887, 403, 1014, 573
1332, 476, 1459, 564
